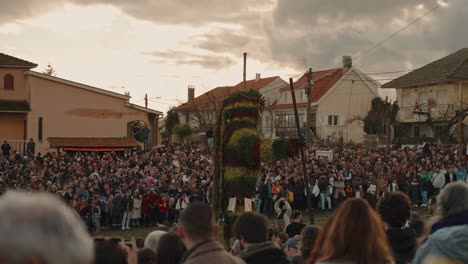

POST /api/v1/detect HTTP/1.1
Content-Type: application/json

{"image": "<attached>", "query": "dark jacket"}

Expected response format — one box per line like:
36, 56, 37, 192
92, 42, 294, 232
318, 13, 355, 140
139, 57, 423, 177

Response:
286, 222, 306, 238
121, 196, 133, 212
180, 240, 244, 264
238, 241, 289, 264
386, 228, 417, 264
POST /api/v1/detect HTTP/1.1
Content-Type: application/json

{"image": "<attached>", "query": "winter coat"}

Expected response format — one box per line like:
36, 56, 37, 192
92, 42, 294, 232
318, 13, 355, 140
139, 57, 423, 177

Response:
180, 240, 245, 264
274, 198, 292, 225
386, 228, 416, 264
412, 224, 468, 264
238, 241, 289, 264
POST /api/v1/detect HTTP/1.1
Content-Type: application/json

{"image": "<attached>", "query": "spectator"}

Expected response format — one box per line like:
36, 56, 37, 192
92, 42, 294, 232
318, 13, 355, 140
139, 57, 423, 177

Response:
413, 182, 468, 264
282, 235, 301, 262
121, 190, 133, 230
27, 138, 35, 156
290, 225, 319, 264
206, 126, 214, 148
1, 140, 11, 158
178, 202, 244, 264
276, 219, 287, 233
277, 232, 289, 248
274, 195, 292, 225
137, 248, 157, 264
131, 191, 142, 227
234, 211, 289, 264
377, 191, 417, 264
286, 211, 306, 238
0, 191, 93, 264
156, 232, 187, 264
427, 195, 437, 216
94, 239, 126, 264
309, 198, 393, 264
144, 230, 167, 254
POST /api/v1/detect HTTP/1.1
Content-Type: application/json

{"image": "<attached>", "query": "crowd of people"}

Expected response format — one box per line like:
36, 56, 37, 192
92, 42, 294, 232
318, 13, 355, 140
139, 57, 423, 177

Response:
0, 140, 468, 263
0, 181, 467, 264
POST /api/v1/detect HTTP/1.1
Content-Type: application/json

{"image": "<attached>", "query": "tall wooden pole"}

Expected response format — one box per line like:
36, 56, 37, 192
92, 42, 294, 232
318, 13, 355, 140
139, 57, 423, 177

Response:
385, 117, 390, 152
459, 81, 464, 157
306, 68, 313, 147
289, 78, 314, 224
243, 52, 247, 91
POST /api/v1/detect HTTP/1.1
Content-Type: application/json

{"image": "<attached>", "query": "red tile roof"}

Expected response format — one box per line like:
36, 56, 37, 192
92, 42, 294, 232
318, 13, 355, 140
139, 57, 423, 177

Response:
174, 76, 279, 110
279, 68, 346, 103
48, 137, 140, 148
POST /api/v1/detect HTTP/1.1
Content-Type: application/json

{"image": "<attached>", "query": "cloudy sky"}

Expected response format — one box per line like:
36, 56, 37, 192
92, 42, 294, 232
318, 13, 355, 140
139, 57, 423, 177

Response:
0, 0, 464, 112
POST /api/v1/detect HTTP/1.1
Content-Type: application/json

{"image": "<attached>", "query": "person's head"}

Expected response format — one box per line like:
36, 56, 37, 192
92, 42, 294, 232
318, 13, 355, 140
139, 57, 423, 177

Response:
277, 232, 289, 247
437, 182, 468, 218
144, 230, 167, 253
282, 235, 300, 257
276, 219, 286, 232
233, 211, 268, 248
299, 225, 320, 259
310, 198, 393, 264
137, 248, 157, 264
291, 211, 302, 223
377, 191, 412, 228
156, 232, 187, 264
94, 239, 126, 264
0, 191, 94, 264
178, 202, 217, 248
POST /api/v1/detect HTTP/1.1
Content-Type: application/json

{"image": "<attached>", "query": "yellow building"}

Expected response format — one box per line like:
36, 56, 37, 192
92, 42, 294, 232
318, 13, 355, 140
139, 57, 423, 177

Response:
0, 53, 162, 154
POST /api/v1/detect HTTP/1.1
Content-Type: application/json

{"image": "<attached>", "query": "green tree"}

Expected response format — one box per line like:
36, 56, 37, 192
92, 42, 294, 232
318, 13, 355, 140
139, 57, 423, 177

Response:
363, 97, 399, 134
164, 108, 179, 139
174, 124, 193, 144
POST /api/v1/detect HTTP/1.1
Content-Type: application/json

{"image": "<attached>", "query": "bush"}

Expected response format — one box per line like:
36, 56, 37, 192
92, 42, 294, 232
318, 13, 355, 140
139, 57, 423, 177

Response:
260, 139, 273, 163
272, 138, 288, 161
173, 124, 193, 143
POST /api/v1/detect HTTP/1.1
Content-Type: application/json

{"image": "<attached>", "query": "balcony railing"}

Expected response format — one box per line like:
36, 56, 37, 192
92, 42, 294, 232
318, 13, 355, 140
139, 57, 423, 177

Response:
399, 104, 454, 122
0, 139, 28, 155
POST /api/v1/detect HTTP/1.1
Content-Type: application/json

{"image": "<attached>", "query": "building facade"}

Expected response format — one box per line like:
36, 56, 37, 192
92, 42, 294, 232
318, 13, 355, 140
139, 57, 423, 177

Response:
0, 53, 162, 154
270, 67, 380, 143
382, 48, 468, 143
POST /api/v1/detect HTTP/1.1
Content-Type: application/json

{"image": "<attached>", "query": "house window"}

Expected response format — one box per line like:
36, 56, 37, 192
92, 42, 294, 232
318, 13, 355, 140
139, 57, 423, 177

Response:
275, 111, 304, 137
284, 93, 288, 103
4, 74, 14, 90
402, 94, 411, 107
437, 90, 448, 105
419, 92, 429, 106
299, 91, 304, 101
328, 115, 339, 126
38, 117, 43, 141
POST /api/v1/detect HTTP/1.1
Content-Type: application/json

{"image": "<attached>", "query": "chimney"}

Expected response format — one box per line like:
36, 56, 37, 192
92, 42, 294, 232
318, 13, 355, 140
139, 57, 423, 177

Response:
255, 73, 261, 81
187, 86, 195, 102
342, 56, 352, 69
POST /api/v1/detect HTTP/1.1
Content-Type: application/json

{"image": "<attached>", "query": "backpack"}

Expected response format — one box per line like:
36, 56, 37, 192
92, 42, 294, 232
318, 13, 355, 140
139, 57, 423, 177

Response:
287, 191, 294, 203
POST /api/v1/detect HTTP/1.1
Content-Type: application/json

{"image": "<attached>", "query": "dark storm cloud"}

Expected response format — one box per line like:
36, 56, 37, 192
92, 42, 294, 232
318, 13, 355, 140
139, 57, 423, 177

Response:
142, 50, 236, 69
2, 0, 467, 74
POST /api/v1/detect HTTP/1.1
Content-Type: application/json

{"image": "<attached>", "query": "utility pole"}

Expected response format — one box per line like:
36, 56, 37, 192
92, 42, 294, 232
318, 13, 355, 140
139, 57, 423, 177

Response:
459, 81, 464, 157
385, 116, 390, 152
289, 78, 314, 224
144, 94, 148, 108
243, 52, 247, 91
305, 68, 313, 147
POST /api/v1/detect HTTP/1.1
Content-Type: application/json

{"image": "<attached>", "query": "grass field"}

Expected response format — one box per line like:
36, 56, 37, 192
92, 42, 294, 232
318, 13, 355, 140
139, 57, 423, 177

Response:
97, 207, 430, 240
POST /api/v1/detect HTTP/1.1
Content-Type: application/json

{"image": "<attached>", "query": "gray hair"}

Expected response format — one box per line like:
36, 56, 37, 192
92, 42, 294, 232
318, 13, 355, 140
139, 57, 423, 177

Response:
437, 182, 468, 217
144, 230, 167, 253
0, 191, 94, 264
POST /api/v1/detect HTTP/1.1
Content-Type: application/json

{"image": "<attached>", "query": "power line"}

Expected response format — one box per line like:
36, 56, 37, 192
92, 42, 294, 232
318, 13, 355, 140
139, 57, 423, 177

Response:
353, 3, 442, 61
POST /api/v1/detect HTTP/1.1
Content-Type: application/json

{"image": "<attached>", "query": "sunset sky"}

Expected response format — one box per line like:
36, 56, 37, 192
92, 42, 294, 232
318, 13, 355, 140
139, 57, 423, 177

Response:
0, 0, 465, 113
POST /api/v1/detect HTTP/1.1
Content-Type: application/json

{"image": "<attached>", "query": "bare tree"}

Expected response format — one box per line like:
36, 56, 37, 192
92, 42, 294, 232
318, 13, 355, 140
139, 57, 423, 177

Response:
413, 98, 468, 144
186, 92, 219, 132
43, 64, 56, 76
